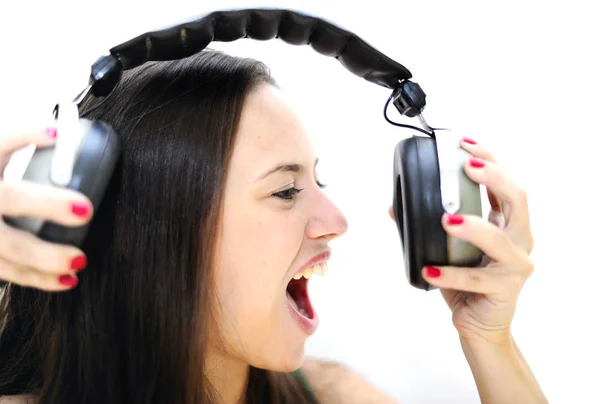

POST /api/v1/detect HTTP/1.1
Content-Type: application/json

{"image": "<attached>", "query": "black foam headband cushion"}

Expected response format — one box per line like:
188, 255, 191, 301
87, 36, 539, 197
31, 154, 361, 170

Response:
91, 8, 414, 98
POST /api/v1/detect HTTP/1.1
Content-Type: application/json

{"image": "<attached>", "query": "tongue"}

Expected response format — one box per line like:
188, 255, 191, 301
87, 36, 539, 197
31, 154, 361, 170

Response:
286, 291, 311, 318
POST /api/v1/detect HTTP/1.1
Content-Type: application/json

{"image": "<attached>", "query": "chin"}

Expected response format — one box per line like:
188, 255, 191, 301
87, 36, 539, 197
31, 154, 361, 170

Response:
277, 350, 306, 373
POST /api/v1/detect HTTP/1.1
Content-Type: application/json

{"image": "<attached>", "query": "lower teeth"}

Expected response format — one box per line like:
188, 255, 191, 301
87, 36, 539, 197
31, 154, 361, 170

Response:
299, 308, 308, 317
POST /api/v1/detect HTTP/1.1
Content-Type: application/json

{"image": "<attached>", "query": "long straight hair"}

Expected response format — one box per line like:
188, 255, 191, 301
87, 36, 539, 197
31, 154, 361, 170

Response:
0, 49, 318, 404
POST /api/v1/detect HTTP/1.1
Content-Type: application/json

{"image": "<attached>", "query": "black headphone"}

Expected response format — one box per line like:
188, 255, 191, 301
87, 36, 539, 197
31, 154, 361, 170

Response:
5, 9, 483, 291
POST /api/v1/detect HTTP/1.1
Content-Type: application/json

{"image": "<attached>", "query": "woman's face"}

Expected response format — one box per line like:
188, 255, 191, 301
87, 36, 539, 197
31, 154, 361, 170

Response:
212, 84, 348, 372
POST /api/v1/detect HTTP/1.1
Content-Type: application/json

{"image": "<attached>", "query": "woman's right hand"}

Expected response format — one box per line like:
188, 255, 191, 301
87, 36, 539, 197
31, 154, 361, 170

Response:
0, 127, 93, 291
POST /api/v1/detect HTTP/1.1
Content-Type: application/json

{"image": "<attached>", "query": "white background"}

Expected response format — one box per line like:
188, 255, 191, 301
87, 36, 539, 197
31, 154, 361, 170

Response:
1, 0, 598, 403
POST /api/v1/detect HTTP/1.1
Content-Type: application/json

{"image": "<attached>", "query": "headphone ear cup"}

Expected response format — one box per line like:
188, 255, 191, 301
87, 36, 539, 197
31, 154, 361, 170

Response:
3, 119, 121, 246
393, 136, 483, 290
393, 136, 447, 290
39, 120, 122, 246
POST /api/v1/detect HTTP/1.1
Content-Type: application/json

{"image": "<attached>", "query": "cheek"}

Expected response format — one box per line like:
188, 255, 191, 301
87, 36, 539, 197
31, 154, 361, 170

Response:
214, 206, 305, 317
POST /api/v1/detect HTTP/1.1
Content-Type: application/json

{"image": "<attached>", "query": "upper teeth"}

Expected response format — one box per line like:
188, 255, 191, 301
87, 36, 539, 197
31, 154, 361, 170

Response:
293, 262, 328, 280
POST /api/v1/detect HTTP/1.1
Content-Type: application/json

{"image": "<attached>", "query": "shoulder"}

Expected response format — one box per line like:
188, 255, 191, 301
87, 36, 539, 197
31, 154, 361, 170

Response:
300, 358, 399, 404
0, 395, 37, 404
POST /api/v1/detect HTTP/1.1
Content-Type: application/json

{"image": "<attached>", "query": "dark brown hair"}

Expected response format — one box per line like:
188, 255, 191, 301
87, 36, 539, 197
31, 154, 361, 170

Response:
0, 49, 318, 404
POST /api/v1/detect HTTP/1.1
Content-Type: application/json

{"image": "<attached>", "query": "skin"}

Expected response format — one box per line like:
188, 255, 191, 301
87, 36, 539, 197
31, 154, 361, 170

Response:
0, 85, 547, 403
302, 139, 548, 404
185, 86, 547, 403
0, 127, 91, 291
206, 84, 348, 402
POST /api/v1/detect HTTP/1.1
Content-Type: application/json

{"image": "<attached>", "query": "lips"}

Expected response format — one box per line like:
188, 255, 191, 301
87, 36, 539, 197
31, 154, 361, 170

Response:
290, 250, 331, 282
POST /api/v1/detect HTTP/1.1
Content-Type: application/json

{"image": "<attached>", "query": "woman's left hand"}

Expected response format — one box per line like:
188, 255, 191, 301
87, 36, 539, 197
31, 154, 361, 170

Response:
391, 138, 535, 346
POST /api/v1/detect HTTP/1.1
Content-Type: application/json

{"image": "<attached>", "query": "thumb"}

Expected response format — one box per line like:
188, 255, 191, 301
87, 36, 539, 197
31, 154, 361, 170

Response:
0, 127, 57, 176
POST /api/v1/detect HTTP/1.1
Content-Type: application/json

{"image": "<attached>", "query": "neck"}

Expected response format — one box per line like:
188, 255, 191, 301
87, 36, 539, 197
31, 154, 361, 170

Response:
205, 349, 249, 404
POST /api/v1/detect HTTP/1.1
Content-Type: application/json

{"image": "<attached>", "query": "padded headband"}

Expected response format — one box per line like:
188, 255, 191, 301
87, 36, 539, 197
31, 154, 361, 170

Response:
88, 8, 420, 106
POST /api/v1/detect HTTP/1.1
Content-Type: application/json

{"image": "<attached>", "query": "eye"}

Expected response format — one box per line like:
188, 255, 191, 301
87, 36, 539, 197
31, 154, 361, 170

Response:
273, 187, 304, 201
316, 180, 326, 189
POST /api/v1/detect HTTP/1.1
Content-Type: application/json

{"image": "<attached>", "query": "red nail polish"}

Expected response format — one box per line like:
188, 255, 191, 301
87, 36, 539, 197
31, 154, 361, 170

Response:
462, 137, 477, 145
71, 255, 87, 270
59, 274, 78, 287
425, 266, 441, 277
469, 157, 485, 168
46, 127, 57, 138
446, 214, 464, 225
71, 202, 90, 217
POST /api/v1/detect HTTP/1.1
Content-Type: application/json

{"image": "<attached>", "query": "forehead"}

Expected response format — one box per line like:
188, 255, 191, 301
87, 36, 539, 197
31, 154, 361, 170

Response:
232, 85, 314, 167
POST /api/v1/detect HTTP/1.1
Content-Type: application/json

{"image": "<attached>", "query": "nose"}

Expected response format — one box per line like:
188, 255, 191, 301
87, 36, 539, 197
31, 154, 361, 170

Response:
305, 190, 349, 241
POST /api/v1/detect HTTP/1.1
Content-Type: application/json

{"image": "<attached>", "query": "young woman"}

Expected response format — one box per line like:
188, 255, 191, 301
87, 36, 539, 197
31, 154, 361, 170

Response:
0, 49, 547, 403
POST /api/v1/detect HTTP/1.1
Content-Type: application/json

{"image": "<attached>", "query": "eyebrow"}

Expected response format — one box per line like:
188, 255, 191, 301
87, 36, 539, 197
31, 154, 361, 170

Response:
257, 158, 319, 181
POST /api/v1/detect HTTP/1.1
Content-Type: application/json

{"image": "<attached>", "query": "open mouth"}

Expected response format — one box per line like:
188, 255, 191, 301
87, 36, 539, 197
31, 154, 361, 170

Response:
286, 277, 314, 319
285, 262, 328, 321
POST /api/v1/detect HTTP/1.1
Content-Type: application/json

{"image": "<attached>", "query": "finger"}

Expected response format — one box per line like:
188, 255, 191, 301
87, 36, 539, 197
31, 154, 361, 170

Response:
487, 208, 506, 230
388, 205, 394, 220
0, 221, 87, 274
487, 187, 503, 213
0, 256, 79, 292
0, 155, 11, 177
442, 213, 523, 266
461, 157, 530, 229
0, 180, 93, 226
0, 127, 57, 160
459, 137, 498, 163
460, 138, 505, 214
421, 264, 518, 296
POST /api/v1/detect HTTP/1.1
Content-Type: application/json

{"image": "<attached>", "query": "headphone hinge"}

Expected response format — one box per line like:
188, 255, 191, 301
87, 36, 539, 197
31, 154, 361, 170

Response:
50, 102, 86, 186
433, 129, 461, 214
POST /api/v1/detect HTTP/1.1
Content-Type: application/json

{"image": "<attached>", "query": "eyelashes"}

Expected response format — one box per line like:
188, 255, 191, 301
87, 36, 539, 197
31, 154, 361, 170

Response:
273, 180, 326, 201
274, 187, 304, 201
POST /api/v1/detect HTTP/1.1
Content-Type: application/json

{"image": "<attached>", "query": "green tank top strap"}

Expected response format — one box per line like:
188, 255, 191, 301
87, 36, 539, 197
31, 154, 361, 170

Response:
291, 368, 318, 401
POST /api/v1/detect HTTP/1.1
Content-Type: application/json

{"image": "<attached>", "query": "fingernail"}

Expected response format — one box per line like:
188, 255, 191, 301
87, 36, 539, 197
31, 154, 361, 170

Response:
46, 127, 57, 138
425, 266, 441, 277
446, 214, 464, 225
70, 255, 87, 271
469, 157, 485, 168
71, 202, 90, 217
59, 274, 78, 287
462, 137, 477, 145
